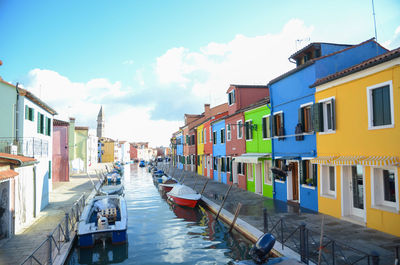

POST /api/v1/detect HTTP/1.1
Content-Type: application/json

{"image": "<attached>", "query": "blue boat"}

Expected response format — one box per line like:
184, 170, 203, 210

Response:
107, 172, 122, 184
78, 195, 127, 247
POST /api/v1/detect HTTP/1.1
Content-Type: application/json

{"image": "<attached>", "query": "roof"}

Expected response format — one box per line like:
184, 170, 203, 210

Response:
17, 87, 57, 115
97, 106, 104, 119
310, 46, 400, 87
241, 97, 270, 112
75, 126, 89, 130
269, 38, 387, 86
289, 42, 352, 60
229, 84, 269, 89
53, 119, 70, 126
0, 169, 19, 181
0, 153, 37, 166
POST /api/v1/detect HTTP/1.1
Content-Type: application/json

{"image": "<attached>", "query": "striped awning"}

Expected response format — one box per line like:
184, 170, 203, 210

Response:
332, 156, 365, 165
310, 156, 337, 164
359, 156, 399, 167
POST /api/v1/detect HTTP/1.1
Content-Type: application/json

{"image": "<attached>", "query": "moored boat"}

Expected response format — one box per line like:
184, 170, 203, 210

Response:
159, 177, 179, 192
99, 183, 124, 195
107, 172, 122, 184
78, 195, 127, 247
166, 184, 201, 208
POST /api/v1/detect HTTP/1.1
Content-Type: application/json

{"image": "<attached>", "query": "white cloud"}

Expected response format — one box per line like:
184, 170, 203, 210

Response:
154, 19, 314, 105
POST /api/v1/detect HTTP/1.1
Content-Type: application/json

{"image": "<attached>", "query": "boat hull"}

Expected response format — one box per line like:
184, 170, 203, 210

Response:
78, 229, 128, 247
167, 194, 199, 208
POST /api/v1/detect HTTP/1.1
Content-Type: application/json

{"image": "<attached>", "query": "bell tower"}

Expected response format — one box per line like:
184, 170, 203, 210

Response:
97, 106, 105, 138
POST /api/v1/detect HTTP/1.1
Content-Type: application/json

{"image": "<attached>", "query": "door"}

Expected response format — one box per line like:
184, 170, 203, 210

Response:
255, 163, 262, 194
350, 165, 364, 218
218, 158, 221, 182
289, 162, 299, 201
232, 160, 238, 184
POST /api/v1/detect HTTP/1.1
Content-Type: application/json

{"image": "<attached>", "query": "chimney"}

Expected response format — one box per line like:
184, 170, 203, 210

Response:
204, 104, 211, 118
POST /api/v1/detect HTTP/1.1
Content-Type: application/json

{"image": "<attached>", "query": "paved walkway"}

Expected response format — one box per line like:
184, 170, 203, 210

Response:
0, 164, 108, 265
162, 164, 400, 265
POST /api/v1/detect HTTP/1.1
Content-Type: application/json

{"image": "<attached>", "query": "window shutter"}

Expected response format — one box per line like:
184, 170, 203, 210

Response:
299, 160, 305, 184
37, 112, 40, 133
313, 164, 318, 186
25, 105, 29, 120
280, 113, 284, 136
298, 107, 304, 128
312, 103, 323, 132
271, 115, 275, 137
330, 98, 336, 130
32, 109, 35, 121
262, 117, 266, 138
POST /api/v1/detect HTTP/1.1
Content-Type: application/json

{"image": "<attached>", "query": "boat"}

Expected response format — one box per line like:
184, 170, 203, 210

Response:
166, 184, 201, 208
107, 172, 122, 184
139, 160, 146, 167
78, 195, 127, 247
159, 177, 179, 192
99, 183, 124, 195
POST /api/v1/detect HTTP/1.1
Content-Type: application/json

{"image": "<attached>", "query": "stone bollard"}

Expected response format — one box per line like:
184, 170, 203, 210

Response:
48, 234, 53, 265
299, 223, 309, 264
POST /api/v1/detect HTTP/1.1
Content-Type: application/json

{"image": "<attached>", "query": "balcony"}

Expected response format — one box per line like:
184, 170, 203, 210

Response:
0, 137, 49, 158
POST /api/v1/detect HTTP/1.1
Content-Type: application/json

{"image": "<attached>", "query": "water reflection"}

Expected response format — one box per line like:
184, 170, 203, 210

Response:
77, 243, 128, 264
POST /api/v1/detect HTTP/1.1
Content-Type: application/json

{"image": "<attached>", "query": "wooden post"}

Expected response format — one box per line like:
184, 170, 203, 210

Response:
200, 179, 209, 195
228, 203, 242, 233
216, 184, 233, 220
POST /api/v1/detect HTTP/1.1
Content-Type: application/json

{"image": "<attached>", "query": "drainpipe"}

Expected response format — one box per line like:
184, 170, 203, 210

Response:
15, 83, 19, 143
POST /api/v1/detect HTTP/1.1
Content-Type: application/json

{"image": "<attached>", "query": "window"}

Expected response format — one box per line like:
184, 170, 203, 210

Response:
367, 81, 394, 129
221, 129, 225, 144
247, 164, 253, 181
213, 131, 217, 144
313, 98, 336, 133
300, 160, 317, 186
272, 112, 284, 139
262, 115, 271, 139
46, 117, 51, 136
299, 104, 312, 133
237, 120, 243, 139
226, 124, 231, 141
204, 128, 207, 143
372, 168, 398, 211
264, 160, 272, 185
228, 90, 236, 105
245, 120, 252, 140
213, 157, 218, 170
25, 105, 34, 121
209, 127, 212, 143
237, 162, 245, 175
191, 135, 195, 145
321, 165, 336, 197
37, 112, 44, 134
226, 157, 231, 173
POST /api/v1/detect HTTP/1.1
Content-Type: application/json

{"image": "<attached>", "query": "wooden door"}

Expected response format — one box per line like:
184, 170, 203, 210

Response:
291, 162, 299, 201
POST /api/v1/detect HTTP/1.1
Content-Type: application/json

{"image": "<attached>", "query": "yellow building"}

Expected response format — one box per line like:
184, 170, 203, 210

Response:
311, 48, 400, 236
99, 137, 115, 163
196, 124, 205, 175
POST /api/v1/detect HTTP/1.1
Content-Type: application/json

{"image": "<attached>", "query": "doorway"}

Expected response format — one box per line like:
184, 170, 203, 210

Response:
255, 163, 262, 194
287, 162, 299, 201
342, 165, 365, 221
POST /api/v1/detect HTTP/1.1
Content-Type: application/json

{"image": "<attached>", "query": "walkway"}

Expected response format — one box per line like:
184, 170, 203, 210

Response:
163, 164, 400, 265
0, 165, 108, 265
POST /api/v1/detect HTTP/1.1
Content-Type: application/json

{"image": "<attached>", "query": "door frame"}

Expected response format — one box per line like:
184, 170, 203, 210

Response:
286, 160, 299, 202
341, 165, 366, 222
255, 162, 262, 195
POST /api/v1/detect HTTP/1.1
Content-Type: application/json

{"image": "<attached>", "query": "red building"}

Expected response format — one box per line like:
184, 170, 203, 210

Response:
130, 143, 138, 161
52, 119, 70, 182
225, 84, 269, 189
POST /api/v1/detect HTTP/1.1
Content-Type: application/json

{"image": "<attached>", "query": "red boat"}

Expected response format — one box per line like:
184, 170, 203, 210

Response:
167, 184, 201, 208
159, 178, 179, 192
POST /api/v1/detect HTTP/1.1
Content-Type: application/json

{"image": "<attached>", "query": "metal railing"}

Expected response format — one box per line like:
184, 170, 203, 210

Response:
20, 194, 86, 265
0, 137, 49, 158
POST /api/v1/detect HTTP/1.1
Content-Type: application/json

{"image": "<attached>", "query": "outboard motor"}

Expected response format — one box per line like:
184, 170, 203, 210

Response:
98, 216, 109, 230
248, 233, 276, 264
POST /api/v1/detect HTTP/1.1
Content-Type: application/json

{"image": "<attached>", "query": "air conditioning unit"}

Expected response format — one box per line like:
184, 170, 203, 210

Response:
5, 145, 18, 155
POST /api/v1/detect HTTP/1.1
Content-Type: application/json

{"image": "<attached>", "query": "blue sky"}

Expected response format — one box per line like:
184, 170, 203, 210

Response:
1, 0, 399, 146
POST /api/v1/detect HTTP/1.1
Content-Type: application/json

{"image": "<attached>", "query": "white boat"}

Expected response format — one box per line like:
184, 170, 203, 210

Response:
167, 184, 201, 208
78, 195, 127, 247
99, 184, 124, 196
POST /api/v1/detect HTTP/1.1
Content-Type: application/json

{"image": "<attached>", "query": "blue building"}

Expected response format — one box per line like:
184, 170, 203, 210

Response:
176, 131, 184, 169
268, 39, 387, 211
212, 119, 227, 183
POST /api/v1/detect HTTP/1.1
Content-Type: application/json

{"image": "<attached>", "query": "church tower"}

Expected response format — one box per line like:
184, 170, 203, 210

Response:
97, 106, 105, 138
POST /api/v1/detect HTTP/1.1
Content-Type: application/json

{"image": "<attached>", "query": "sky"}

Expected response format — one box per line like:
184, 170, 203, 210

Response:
0, 0, 399, 147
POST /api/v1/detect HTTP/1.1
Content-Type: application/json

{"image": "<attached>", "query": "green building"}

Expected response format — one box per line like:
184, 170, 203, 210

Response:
243, 98, 273, 198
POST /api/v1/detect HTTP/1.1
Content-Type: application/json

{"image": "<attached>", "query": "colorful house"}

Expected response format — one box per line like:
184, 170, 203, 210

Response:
268, 39, 388, 212
212, 118, 227, 183
176, 131, 184, 169
52, 119, 70, 182
196, 123, 205, 175
241, 98, 273, 197
311, 47, 400, 236
225, 84, 269, 189
99, 137, 116, 163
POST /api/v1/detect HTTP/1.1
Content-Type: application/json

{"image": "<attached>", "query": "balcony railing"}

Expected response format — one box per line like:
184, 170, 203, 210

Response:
0, 137, 49, 158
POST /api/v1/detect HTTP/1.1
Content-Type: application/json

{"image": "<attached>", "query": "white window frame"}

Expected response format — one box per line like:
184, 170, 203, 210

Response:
237, 120, 243, 139
204, 128, 207, 143
318, 97, 336, 134
262, 114, 271, 140
370, 166, 399, 213
209, 126, 212, 143
320, 165, 336, 198
245, 119, 253, 141
226, 124, 231, 141
367, 80, 395, 130
264, 160, 272, 185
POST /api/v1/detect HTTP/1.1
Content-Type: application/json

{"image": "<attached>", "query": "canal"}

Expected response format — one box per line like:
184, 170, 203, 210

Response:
65, 164, 253, 264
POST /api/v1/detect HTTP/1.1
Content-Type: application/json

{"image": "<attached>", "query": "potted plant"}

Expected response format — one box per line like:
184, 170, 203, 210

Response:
306, 178, 313, 186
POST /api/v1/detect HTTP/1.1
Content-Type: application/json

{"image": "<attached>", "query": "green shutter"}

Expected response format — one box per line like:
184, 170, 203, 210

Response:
299, 160, 306, 184
313, 164, 318, 186
37, 112, 40, 133
272, 115, 276, 137
312, 103, 323, 132
280, 113, 284, 136
298, 107, 304, 128
31, 109, 35, 121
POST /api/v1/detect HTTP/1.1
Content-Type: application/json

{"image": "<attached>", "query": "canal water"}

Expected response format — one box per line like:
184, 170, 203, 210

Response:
65, 164, 253, 265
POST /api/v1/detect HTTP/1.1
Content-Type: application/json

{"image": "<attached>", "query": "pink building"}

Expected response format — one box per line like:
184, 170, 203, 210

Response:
52, 119, 69, 182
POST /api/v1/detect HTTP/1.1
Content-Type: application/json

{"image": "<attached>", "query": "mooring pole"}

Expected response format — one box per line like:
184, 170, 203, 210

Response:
200, 179, 209, 195
65, 213, 70, 242
216, 184, 233, 220
48, 234, 53, 265
228, 203, 242, 233
263, 208, 268, 233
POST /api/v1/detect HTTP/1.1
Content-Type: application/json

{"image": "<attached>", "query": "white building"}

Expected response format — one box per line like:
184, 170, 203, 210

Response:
87, 129, 98, 169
